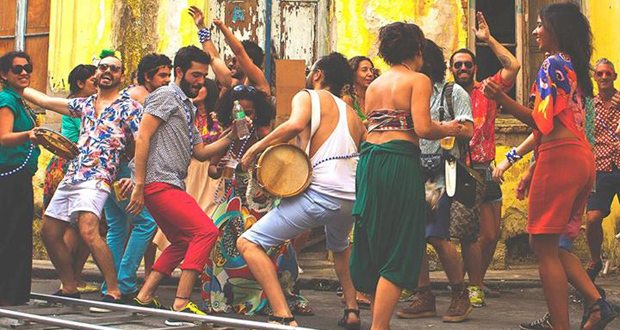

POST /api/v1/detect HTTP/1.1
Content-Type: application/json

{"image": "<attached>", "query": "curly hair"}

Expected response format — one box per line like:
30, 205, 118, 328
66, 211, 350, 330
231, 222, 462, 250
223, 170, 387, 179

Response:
378, 22, 426, 66
216, 86, 275, 128
421, 39, 447, 83
137, 53, 172, 85
312, 52, 353, 96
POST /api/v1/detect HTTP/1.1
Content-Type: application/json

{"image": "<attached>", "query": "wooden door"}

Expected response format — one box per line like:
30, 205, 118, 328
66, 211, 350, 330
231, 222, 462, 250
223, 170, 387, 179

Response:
274, 0, 318, 67
0, 0, 50, 94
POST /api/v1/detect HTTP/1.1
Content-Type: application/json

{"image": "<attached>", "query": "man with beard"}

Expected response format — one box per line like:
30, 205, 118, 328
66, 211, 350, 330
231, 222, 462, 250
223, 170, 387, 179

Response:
126, 53, 172, 104
23, 55, 142, 305
238, 52, 366, 328
448, 12, 520, 305
126, 46, 237, 324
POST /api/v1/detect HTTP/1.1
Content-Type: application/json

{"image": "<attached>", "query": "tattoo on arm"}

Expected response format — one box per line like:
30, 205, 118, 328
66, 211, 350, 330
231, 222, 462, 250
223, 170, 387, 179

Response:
499, 55, 512, 69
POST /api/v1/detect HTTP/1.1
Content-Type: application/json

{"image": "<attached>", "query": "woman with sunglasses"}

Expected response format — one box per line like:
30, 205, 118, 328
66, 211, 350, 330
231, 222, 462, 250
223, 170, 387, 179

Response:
200, 84, 310, 316
341, 56, 378, 122
0, 51, 41, 306
484, 3, 617, 329
42, 64, 98, 295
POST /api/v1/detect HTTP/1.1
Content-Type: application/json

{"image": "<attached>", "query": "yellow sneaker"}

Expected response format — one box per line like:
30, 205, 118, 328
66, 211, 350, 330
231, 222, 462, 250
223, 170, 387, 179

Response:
165, 301, 206, 326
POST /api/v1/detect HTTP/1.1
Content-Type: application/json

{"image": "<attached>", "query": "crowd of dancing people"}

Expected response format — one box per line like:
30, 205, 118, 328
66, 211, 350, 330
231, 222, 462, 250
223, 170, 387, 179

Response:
0, 2, 619, 329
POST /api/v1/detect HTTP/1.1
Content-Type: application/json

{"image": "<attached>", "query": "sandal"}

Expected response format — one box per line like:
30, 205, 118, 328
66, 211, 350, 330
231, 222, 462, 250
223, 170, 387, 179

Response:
580, 298, 618, 330
338, 309, 361, 330
269, 315, 297, 325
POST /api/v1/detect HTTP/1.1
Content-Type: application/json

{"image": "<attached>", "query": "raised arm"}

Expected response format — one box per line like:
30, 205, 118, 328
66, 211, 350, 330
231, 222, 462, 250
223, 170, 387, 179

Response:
188, 6, 232, 89
474, 11, 520, 83
22, 87, 73, 116
214, 19, 270, 94
411, 74, 463, 140
240, 91, 311, 169
484, 80, 537, 128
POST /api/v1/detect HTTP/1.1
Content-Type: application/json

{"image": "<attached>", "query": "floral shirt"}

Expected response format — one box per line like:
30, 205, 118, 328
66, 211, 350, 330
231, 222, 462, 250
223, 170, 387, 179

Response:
63, 92, 142, 186
469, 71, 514, 162
592, 91, 620, 172
531, 53, 587, 146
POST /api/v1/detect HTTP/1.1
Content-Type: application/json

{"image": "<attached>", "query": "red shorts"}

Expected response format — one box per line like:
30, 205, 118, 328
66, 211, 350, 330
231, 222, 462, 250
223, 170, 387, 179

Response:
528, 139, 594, 237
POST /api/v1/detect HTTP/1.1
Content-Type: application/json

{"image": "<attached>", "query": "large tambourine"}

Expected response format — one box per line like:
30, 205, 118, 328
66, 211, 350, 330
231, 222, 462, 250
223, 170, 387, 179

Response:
34, 127, 79, 160
254, 143, 312, 198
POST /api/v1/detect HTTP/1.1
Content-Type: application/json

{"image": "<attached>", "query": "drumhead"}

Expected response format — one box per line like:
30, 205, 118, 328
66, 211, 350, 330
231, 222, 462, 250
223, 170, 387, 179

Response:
34, 127, 79, 160
256, 144, 312, 198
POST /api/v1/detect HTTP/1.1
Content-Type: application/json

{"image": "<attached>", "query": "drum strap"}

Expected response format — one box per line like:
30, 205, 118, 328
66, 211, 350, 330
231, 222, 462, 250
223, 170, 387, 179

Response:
303, 89, 322, 154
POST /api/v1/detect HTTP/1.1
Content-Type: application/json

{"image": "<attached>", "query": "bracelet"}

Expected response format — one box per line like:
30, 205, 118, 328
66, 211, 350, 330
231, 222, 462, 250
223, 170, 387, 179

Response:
505, 147, 522, 165
198, 28, 211, 43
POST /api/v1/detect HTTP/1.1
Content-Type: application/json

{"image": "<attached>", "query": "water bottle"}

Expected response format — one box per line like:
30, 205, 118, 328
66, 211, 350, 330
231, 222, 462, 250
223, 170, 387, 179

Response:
233, 100, 250, 140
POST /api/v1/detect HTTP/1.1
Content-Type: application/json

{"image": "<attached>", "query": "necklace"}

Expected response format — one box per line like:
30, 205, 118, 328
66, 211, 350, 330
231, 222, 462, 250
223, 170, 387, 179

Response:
213, 127, 256, 204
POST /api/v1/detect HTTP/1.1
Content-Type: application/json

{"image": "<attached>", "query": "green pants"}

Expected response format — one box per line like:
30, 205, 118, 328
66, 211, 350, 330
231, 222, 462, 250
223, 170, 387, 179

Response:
350, 140, 427, 293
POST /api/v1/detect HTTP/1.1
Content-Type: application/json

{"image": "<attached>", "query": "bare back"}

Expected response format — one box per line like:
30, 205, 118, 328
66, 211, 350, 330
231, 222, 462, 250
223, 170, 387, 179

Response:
300, 90, 366, 158
365, 67, 431, 145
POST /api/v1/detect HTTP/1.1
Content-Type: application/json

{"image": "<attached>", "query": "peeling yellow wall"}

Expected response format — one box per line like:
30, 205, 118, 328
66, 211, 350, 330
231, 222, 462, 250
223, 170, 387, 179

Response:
48, 0, 208, 93
589, 0, 620, 262
332, 0, 468, 72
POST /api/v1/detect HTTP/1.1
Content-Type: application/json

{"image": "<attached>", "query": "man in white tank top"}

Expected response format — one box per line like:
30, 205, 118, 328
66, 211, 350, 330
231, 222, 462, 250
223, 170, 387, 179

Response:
238, 53, 366, 328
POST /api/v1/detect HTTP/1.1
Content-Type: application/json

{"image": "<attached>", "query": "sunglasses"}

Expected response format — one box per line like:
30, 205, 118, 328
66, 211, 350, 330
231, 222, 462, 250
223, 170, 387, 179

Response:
232, 84, 257, 93
98, 63, 122, 73
11, 64, 33, 74
453, 61, 474, 70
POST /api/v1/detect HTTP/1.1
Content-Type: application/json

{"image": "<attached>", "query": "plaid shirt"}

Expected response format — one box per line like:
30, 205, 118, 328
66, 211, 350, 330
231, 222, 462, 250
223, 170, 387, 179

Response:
64, 92, 142, 186
593, 91, 620, 172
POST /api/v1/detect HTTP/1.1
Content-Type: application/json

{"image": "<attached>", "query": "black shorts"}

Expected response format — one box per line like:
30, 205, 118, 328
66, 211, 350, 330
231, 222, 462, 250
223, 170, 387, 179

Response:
586, 168, 620, 217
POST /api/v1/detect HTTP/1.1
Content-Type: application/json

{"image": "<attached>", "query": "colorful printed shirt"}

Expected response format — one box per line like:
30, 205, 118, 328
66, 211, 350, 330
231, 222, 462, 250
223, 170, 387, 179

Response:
63, 92, 142, 186
469, 71, 514, 162
592, 91, 620, 171
531, 53, 587, 145
195, 112, 223, 144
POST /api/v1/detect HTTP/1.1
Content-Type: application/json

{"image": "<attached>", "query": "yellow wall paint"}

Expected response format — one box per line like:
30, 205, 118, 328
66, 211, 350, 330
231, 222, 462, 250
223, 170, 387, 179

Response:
333, 0, 467, 72
48, 0, 209, 93
589, 0, 620, 261
48, 0, 114, 92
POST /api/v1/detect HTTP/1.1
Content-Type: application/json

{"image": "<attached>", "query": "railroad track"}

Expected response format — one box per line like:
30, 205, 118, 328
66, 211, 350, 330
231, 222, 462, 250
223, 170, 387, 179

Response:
0, 293, 317, 330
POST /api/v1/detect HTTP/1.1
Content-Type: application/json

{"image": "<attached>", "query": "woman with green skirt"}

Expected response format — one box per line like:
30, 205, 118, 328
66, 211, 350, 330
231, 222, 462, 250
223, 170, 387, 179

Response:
350, 22, 463, 329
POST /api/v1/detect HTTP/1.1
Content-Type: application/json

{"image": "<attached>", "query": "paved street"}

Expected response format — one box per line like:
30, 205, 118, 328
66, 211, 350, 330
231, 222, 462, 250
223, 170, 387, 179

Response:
2, 279, 613, 330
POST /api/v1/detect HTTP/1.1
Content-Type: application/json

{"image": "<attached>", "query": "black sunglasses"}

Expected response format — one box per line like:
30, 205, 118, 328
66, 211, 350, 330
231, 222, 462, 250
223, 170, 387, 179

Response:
453, 61, 474, 70
232, 84, 257, 93
11, 64, 33, 74
98, 63, 122, 73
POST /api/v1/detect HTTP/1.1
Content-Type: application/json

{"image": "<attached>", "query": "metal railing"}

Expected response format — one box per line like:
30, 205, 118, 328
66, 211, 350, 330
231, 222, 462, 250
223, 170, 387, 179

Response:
12, 293, 318, 330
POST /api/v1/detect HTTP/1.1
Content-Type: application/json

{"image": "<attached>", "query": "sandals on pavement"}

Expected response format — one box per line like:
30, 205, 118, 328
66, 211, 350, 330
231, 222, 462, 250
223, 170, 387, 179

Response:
269, 315, 297, 326
338, 309, 361, 330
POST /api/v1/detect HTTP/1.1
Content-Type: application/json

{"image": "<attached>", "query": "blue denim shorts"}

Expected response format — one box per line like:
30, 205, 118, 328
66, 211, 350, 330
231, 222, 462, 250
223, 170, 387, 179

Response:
241, 189, 355, 252
425, 191, 451, 239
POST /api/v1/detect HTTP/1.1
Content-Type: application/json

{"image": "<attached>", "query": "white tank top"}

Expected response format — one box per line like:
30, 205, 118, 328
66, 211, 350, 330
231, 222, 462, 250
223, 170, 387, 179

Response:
306, 90, 358, 201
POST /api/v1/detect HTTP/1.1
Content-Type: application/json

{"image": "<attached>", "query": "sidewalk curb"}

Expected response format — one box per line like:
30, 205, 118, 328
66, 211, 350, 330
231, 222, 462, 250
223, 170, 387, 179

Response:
32, 266, 620, 312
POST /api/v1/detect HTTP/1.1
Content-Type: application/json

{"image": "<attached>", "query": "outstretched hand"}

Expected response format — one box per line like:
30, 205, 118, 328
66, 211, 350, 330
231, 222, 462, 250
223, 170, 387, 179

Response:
483, 80, 505, 102
188, 6, 206, 29
213, 19, 225, 29
473, 11, 491, 42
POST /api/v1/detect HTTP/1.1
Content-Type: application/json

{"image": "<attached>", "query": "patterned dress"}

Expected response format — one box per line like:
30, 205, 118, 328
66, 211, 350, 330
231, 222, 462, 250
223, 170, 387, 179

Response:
200, 131, 309, 315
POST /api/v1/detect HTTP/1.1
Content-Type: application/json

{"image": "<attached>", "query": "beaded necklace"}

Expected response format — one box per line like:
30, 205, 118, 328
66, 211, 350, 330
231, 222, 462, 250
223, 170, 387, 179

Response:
0, 99, 37, 177
213, 127, 256, 204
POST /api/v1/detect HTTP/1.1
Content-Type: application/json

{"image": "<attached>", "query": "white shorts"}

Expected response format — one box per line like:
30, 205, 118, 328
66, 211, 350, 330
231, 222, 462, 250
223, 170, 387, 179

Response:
45, 179, 111, 223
